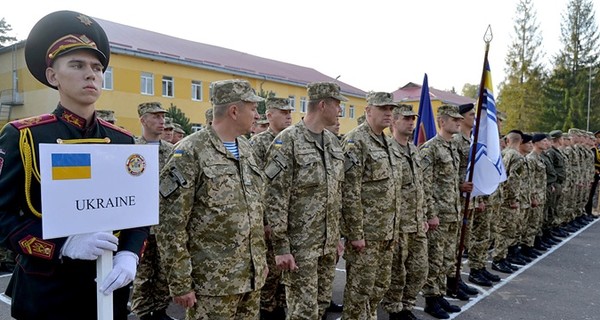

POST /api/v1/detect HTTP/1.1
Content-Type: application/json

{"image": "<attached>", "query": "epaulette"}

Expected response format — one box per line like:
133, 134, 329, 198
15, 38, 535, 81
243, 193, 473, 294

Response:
10, 114, 57, 130
98, 119, 133, 137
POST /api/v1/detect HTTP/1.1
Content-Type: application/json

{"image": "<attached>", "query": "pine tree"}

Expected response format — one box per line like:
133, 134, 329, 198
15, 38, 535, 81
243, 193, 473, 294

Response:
0, 18, 17, 47
497, 0, 546, 132
544, 0, 599, 130
166, 104, 192, 134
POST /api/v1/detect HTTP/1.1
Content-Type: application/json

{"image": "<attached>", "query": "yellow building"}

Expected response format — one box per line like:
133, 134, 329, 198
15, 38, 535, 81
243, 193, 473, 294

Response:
0, 17, 367, 135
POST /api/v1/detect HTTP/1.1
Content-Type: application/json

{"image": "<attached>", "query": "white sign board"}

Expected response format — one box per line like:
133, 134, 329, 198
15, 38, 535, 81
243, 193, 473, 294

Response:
39, 143, 159, 239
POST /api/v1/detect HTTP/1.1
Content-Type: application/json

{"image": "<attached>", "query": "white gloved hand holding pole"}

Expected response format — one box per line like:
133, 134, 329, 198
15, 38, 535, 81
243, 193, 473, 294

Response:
99, 250, 138, 295
60, 232, 118, 260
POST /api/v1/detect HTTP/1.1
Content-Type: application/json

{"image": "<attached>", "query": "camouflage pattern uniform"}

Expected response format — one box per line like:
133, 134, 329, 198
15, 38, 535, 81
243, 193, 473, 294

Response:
131, 102, 174, 319
541, 151, 558, 233
545, 133, 566, 228
155, 80, 267, 319
96, 109, 117, 124
382, 121, 428, 314
516, 156, 532, 246
250, 97, 292, 315
525, 151, 547, 247
492, 147, 524, 262
558, 143, 573, 225
420, 128, 462, 298
341, 92, 402, 320
264, 82, 346, 320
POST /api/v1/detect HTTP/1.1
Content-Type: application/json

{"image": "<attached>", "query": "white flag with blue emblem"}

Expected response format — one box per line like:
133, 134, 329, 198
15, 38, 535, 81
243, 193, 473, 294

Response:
467, 59, 507, 197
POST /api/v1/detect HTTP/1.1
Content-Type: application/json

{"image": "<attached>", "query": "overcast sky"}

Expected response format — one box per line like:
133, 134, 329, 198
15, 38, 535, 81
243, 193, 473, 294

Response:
3, 0, 596, 94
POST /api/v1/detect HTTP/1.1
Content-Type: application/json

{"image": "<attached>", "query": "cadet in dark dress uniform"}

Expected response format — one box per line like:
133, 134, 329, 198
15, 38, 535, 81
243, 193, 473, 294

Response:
0, 10, 149, 320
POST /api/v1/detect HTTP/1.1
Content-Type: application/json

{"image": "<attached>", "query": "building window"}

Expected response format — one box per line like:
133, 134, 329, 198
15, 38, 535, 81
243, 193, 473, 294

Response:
300, 97, 307, 113
102, 67, 113, 90
162, 76, 174, 97
349, 105, 355, 119
288, 95, 296, 111
141, 72, 154, 95
192, 80, 203, 101
340, 103, 346, 117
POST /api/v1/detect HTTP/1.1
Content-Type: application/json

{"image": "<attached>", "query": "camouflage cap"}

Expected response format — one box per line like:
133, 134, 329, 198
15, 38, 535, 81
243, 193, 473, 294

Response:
548, 130, 562, 138
210, 79, 264, 105
307, 82, 348, 102
138, 102, 167, 117
568, 128, 582, 136
205, 108, 213, 124
164, 116, 174, 130
256, 113, 269, 125
96, 109, 116, 122
357, 114, 366, 125
437, 105, 464, 119
173, 123, 185, 134
366, 91, 399, 107
393, 104, 418, 117
266, 97, 293, 110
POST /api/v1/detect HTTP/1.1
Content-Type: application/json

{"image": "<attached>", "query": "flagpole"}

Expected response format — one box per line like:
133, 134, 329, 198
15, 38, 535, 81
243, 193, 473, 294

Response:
454, 25, 493, 291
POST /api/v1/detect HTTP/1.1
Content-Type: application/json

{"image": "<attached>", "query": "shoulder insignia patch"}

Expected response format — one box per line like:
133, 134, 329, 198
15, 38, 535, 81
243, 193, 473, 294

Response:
11, 114, 58, 130
19, 235, 55, 260
98, 119, 133, 137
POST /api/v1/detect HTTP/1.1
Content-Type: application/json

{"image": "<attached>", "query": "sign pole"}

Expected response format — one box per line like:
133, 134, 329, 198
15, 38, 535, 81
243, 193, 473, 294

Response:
97, 248, 113, 320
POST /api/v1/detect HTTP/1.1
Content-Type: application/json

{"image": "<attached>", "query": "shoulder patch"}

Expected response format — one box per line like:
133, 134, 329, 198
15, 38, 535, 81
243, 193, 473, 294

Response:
98, 119, 133, 137
273, 139, 283, 148
11, 114, 57, 130
19, 235, 55, 260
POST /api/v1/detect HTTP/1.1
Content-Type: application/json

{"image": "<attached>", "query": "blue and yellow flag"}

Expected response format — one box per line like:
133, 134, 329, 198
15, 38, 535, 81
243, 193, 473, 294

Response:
413, 73, 437, 146
466, 59, 507, 197
51, 153, 91, 180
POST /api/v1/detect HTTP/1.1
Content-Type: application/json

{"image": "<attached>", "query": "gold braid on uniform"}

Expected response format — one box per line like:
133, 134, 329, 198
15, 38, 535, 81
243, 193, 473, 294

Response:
19, 132, 111, 219
20, 128, 42, 218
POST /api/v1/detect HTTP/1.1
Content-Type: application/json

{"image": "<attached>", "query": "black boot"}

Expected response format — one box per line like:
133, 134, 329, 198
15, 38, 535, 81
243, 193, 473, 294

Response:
492, 259, 513, 274
424, 296, 450, 319
480, 267, 501, 282
458, 277, 479, 295
446, 277, 470, 301
437, 295, 461, 313
468, 269, 493, 287
326, 301, 343, 313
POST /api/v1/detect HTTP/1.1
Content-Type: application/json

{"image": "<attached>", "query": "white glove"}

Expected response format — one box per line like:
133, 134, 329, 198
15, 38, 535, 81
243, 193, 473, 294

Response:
60, 232, 118, 260
99, 250, 138, 295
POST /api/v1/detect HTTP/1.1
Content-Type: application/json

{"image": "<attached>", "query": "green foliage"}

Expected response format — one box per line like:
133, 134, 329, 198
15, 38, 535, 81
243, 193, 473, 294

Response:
0, 18, 17, 47
166, 103, 192, 134
461, 83, 479, 99
257, 88, 276, 115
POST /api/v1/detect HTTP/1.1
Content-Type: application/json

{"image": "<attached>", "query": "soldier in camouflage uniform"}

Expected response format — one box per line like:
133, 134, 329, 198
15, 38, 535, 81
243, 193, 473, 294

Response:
522, 133, 548, 259
161, 117, 174, 142
510, 133, 534, 265
250, 97, 293, 319
544, 130, 568, 240
96, 109, 117, 124
420, 105, 463, 319
381, 104, 428, 320
264, 82, 346, 320
131, 102, 175, 320
205, 108, 213, 126
252, 114, 270, 136
341, 92, 402, 320
155, 79, 268, 319
491, 131, 525, 274
171, 123, 185, 144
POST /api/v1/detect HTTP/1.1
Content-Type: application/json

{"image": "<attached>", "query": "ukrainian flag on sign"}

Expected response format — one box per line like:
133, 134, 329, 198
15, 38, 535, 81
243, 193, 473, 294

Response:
51, 153, 91, 180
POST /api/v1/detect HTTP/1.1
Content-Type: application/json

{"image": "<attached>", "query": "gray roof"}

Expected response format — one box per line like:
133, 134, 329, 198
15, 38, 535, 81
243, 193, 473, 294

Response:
96, 18, 366, 98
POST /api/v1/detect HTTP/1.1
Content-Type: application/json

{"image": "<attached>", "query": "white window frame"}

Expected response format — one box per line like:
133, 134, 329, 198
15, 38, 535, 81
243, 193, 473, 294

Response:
288, 95, 296, 111
162, 76, 174, 98
340, 103, 346, 117
300, 97, 307, 113
192, 80, 203, 101
102, 66, 113, 90
349, 105, 355, 119
141, 72, 154, 95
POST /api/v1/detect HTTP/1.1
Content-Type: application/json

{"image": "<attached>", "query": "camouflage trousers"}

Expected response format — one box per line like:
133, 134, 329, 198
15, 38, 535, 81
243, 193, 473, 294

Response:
524, 205, 544, 247
282, 252, 337, 320
423, 220, 459, 297
381, 231, 428, 313
514, 206, 529, 246
544, 184, 560, 230
131, 234, 171, 317
260, 238, 285, 312
188, 290, 260, 320
556, 183, 571, 226
468, 205, 494, 270
491, 206, 519, 261
343, 240, 394, 320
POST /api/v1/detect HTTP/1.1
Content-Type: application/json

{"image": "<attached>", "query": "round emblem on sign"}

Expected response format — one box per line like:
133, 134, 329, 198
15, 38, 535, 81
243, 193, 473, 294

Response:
126, 154, 146, 176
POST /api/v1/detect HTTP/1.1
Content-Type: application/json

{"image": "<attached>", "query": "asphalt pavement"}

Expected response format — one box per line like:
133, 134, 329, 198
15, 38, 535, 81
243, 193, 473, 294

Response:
0, 217, 598, 319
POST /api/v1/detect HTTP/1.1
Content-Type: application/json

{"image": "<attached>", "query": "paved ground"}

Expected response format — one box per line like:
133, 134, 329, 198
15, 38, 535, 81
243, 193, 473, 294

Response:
0, 217, 597, 319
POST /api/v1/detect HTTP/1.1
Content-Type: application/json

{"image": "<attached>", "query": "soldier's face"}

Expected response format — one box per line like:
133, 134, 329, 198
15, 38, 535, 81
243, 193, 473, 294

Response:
325, 116, 341, 135
238, 102, 259, 134
141, 112, 165, 136
368, 105, 394, 131
323, 99, 341, 126
268, 109, 292, 132
161, 128, 173, 141
46, 51, 104, 108
441, 116, 461, 134
393, 115, 416, 136
461, 110, 476, 129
